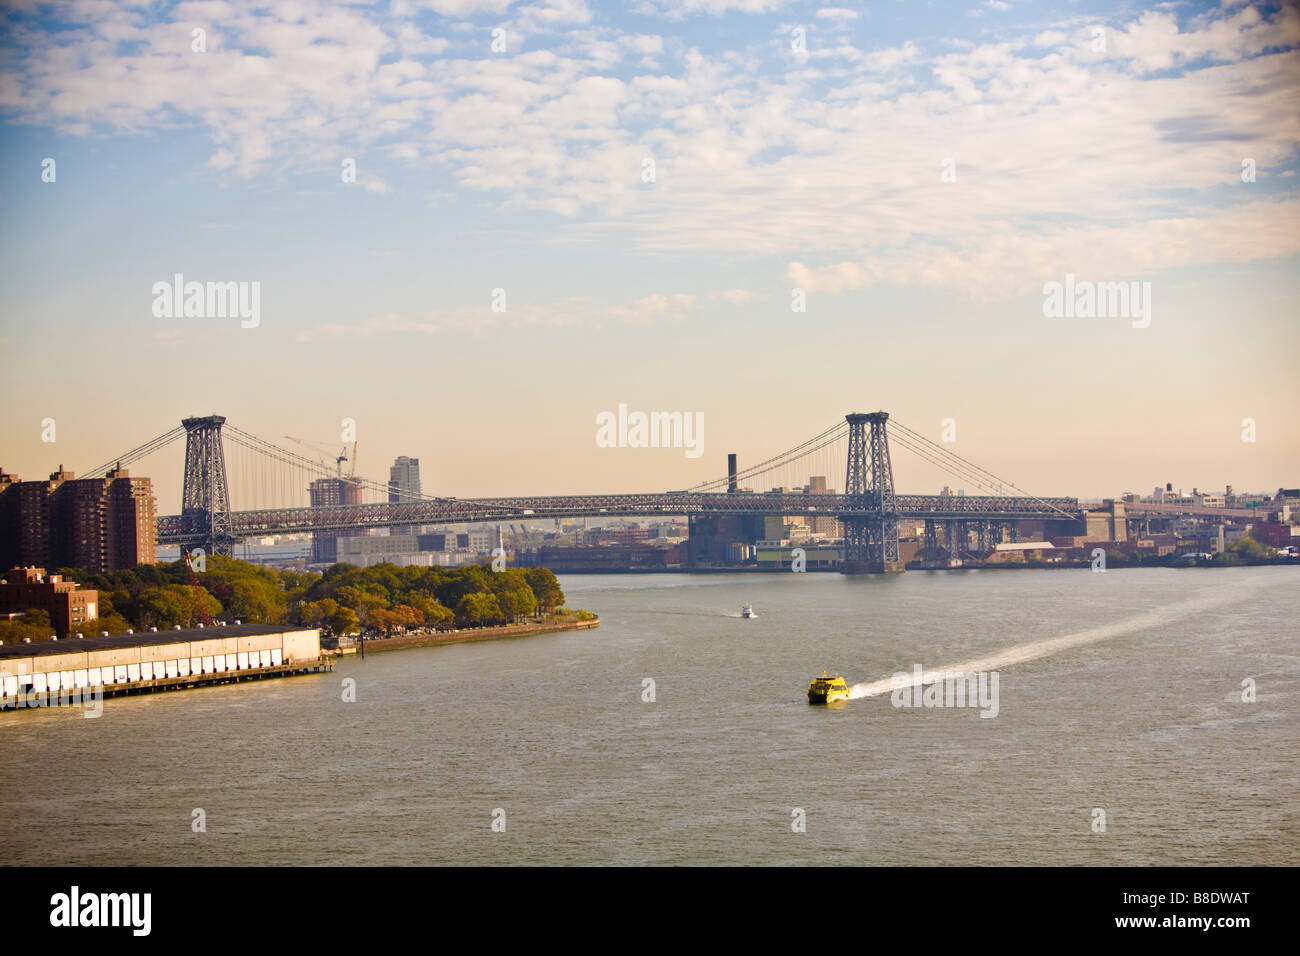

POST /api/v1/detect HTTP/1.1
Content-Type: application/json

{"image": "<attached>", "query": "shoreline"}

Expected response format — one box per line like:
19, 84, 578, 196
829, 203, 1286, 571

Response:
520, 561, 1296, 574
354, 615, 599, 654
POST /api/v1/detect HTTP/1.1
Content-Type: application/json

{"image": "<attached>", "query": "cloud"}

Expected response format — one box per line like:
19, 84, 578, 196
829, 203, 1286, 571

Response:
422, 1, 518, 16
293, 291, 698, 340
606, 293, 696, 324
715, 288, 761, 304
3, 0, 1297, 299
815, 8, 859, 21
631, 1, 793, 17
788, 199, 1300, 299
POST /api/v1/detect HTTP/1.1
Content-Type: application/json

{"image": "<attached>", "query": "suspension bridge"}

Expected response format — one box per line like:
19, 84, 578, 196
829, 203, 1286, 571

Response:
81, 412, 1083, 573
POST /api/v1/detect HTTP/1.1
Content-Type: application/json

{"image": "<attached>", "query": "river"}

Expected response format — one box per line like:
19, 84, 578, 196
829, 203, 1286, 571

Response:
2, 566, 1295, 865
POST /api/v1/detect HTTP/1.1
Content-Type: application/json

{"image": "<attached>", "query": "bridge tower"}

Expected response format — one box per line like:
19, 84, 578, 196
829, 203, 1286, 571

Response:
840, 411, 904, 574
181, 415, 234, 556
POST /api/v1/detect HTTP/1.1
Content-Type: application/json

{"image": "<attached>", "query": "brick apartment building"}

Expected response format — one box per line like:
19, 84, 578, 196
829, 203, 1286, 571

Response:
0, 566, 99, 637
0, 465, 156, 573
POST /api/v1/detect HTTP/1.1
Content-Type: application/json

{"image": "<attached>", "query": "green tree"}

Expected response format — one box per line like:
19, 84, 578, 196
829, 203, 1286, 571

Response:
511, 586, 537, 621
1229, 537, 1272, 562
327, 606, 360, 636
454, 591, 504, 627
132, 587, 191, 629
224, 577, 285, 624
0, 609, 55, 643
497, 591, 520, 622
131, 585, 221, 629
525, 568, 563, 614
411, 595, 454, 628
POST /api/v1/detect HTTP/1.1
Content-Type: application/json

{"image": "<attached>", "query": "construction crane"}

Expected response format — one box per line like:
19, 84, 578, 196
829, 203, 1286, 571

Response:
284, 436, 353, 478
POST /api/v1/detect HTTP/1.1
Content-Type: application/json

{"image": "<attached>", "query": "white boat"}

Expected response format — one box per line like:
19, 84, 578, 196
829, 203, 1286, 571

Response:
741, 603, 755, 619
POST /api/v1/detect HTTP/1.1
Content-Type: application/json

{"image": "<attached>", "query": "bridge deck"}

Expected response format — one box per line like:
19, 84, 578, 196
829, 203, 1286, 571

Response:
156, 492, 1082, 544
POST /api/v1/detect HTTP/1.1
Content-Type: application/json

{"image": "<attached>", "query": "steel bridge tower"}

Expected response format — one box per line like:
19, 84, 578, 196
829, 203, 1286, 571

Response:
840, 411, 904, 574
181, 415, 234, 556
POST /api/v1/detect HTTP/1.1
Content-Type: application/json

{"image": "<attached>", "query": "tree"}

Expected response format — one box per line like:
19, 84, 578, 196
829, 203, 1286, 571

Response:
411, 596, 454, 628
131, 585, 220, 629
1230, 537, 1272, 562
511, 586, 537, 621
296, 598, 338, 628
525, 568, 563, 614
327, 606, 360, 637
224, 577, 285, 624
0, 609, 55, 644
497, 592, 519, 623
132, 587, 192, 630
454, 592, 504, 627
389, 604, 421, 631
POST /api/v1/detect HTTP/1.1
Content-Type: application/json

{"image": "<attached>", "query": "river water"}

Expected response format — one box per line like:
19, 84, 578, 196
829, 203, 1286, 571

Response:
2, 567, 1296, 865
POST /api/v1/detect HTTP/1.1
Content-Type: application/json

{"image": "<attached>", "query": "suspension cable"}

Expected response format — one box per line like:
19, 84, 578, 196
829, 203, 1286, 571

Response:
671, 420, 848, 494
890, 418, 1077, 518
81, 425, 187, 478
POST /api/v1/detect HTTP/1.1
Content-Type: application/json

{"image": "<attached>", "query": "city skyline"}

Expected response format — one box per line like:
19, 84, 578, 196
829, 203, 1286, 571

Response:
1, 0, 1297, 507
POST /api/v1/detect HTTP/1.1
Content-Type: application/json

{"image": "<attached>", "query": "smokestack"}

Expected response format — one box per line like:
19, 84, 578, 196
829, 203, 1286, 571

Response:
728, 454, 737, 494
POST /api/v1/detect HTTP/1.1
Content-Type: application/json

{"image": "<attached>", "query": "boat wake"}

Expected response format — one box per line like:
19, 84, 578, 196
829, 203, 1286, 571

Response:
847, 580, 1262, 701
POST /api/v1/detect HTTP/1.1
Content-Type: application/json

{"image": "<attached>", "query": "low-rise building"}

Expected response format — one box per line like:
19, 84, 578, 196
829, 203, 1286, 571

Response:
0, 567, 98, 637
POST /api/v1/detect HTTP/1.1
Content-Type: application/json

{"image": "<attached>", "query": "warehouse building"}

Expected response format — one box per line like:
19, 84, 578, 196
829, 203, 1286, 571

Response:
0, 623, 326, 708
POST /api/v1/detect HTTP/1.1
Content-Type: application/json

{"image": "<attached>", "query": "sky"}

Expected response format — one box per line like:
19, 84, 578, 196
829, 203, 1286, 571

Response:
0, 0, 1297, 513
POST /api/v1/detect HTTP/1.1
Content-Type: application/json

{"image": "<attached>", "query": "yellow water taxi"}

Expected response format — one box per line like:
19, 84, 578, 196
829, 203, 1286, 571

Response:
807, 670, 851, 705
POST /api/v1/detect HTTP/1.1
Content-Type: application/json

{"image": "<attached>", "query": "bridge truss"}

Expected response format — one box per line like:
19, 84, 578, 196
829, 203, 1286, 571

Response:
87, 411, 1084, 572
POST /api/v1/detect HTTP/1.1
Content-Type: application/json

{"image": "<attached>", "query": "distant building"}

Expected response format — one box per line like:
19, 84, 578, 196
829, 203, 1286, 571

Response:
334, 535, 475, 569
0, 567, 98, 637
309, 477, 363, 564
599, 527, 651, 546
1083, 499, 1127, 543
803, 476, 841, 536
0, 466, 156, 573
1252, 523, 1300, 549
467, 526, 498, 554
388, 456, 422, 503
1191, 489, 1225, 509
755, 542, 842, 570
416, 533, 469, 552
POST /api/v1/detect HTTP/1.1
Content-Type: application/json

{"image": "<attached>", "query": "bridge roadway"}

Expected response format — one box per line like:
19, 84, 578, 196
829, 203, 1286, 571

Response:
155, 491, 1083, 545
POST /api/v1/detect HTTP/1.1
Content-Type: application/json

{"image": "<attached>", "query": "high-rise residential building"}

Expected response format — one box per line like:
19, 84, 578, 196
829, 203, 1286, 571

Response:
0, 470, 19, 567
309, 476, 363, 564
0, 466, 156, 573
388, 456, 422, 503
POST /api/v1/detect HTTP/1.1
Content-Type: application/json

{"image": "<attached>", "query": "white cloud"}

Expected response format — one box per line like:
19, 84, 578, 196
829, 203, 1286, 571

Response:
3, 1, 1297, 300
631, 0, 793, 17
716, 288, 761, 304
815, 7, 858, 20
607, 293, 696, 324
421, 0, 518, 16
294, 291, 698, 340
